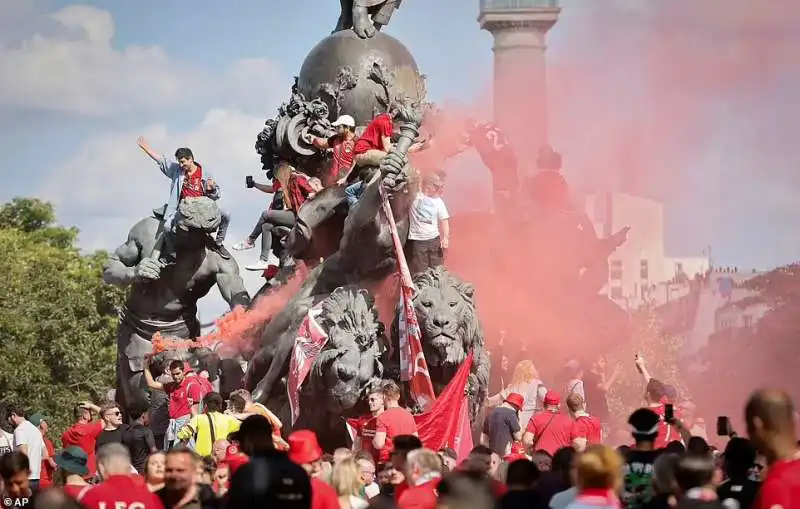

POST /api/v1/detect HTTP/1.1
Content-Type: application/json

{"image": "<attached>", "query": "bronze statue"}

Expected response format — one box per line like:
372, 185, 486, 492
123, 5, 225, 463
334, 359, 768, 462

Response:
102, 197, 250, 412
335, 0, 402, 39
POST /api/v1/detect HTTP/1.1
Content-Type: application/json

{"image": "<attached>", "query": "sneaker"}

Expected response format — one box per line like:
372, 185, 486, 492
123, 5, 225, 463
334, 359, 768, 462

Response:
266, 251, 280, 267
232, 239, 254, 251
262, 265, 279, 280
245, 259, 271, 271
215, 243, 232, 259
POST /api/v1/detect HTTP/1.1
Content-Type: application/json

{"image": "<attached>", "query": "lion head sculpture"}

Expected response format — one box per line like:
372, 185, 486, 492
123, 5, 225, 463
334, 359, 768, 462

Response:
309, 286, 386, 414
411, 266, 484, 369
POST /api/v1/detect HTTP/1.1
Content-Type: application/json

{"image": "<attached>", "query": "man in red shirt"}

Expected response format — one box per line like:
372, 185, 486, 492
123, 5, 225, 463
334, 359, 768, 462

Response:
287, 430, 339, 509
353, 109, 396, 169
747, 388, 800, 509
80, 443, 164, 509
309, 114, 357, 186
522, 391, 573, 456
566, 393, 602, 451
398, 448, 443, 509
374, 381, 418, 465
354, 386, 385, 464
61, 404, 104, 476
144, 358, 205, 449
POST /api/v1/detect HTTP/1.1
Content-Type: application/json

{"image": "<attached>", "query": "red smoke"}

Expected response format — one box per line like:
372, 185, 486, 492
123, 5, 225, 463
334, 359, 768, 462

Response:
420, 0, 800, 409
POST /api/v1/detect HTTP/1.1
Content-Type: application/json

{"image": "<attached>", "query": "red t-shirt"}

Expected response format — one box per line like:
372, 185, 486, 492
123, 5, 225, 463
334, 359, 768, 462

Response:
39, 437, 55, 487
329, 136, 355, 182
180, 165, 205, 198
354, 113, 393, 154
311, 477, 340, 509
398, 478, 440, 509
376, 407, 418, 463
651, 403, 681, 449
571, 415, 603, 446
79, 474, 165, 509
165, 375, 204, 419
755, 457, 800, 509
61, 420, 104, 475
525, 411, 574, 456
356, 414, 380, 464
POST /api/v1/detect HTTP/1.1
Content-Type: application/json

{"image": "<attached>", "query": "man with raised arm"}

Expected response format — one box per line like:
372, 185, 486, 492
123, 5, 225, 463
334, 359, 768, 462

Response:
102, 197, 250, 417
136, 136, 231, 259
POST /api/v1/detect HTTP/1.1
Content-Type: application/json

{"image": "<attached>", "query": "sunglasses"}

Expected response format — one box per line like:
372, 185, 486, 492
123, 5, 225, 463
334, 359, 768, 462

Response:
105, 410, 121, 417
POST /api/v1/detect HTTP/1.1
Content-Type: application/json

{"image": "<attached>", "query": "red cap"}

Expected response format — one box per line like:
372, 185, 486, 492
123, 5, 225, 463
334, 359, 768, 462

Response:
288, 430, 323, 465
544, 390, 561, 406
505, 393, 525, 410
220, 444, 249, 476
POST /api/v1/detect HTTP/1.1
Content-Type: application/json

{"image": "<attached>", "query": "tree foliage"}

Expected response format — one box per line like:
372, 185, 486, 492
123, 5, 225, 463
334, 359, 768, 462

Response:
0, 198, 125, 438
605, 308, 686, 428
693, 264, 800, 421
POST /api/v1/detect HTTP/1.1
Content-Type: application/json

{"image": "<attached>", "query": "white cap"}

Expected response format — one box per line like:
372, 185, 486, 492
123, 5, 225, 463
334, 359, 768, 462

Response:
331, 115, 356, 128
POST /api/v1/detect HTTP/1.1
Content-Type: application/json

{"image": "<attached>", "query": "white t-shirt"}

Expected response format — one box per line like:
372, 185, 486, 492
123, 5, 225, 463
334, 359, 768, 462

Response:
0, 430, 13, 456
408, 192, 449, 241
13, 420, 43, 479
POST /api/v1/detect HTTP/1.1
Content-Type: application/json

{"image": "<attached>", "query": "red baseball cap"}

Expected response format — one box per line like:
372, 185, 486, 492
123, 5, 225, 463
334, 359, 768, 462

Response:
544, 390, 561, 406
288, 430, 323, 465
505, 393, 525, 410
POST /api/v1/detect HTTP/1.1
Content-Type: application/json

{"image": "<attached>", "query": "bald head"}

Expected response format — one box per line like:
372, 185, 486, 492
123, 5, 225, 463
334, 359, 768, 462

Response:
746, 389, 796, 432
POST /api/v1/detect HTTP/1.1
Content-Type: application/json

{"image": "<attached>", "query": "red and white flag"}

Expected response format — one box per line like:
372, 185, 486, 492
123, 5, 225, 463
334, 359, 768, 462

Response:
286, 304, 328, 425
379, 184, 436, 411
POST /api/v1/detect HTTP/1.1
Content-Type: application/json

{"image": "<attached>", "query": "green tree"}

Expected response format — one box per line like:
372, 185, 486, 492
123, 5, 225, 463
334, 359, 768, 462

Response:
605, 308, 686, 428
0, 198, 125, 438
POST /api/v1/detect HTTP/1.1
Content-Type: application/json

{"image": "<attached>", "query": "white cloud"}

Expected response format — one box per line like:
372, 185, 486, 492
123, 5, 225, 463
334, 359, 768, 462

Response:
0, 4, 284, 115
39, 107, 279, 318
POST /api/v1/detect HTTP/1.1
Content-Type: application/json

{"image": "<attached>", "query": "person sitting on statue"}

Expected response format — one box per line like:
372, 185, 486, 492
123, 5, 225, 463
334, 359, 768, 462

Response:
136, 137, 231, 259
306, 114, 357, 187
233, 162, 317, 271
352, 105, 427, 169
243, 174, 286, 279
405, 172, 449, 275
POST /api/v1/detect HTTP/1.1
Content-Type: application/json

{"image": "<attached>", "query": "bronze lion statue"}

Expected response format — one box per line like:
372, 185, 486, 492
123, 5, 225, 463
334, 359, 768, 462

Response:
388, 266, 490, 431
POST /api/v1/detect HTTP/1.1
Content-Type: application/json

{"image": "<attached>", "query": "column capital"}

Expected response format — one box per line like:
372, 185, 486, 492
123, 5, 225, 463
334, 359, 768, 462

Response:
478, 8, 560, 35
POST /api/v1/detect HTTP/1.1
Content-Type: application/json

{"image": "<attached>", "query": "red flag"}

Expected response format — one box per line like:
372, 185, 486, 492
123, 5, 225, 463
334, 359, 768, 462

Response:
286, 305, 328, 425
414, 352, 474, 457
379, 184, 436, 410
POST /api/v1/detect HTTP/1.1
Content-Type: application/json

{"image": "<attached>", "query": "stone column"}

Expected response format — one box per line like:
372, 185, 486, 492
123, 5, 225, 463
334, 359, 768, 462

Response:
479, 3, 560, 179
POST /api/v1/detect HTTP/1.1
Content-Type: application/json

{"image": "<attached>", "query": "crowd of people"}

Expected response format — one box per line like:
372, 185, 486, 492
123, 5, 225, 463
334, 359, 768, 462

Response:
3, 352, 799, 509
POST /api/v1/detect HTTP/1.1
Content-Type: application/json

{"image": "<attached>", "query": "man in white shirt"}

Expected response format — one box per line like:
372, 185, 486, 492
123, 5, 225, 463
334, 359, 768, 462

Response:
406, 172, 450, 275
6, 405, 44, 490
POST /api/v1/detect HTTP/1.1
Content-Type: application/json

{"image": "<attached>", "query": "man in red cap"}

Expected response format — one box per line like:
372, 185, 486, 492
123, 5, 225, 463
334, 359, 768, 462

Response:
481, 393, 524, 456
522, 391, 573, 456
288, 430, 339, 509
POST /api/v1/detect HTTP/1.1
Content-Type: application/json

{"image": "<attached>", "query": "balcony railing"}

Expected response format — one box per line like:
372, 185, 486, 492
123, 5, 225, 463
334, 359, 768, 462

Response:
479, 0, 558, 10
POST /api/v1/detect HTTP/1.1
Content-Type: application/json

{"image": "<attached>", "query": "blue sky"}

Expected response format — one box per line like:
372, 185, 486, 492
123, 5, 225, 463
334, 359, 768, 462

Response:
1, 0, 799, 318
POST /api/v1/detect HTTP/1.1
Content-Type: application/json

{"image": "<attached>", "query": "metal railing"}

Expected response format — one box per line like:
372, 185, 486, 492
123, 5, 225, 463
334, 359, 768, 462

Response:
479, 0, 558, 10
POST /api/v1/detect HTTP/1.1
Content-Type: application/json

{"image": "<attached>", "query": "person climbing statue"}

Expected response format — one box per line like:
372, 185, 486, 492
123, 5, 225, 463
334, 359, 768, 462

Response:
137, 136, 231, 260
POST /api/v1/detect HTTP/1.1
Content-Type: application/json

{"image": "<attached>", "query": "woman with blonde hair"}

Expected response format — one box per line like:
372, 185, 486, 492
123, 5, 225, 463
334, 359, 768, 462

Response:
233, 161, 318, 271
565, 445, 623, 509
331, 457, 368, 509
487, 359, 547, 428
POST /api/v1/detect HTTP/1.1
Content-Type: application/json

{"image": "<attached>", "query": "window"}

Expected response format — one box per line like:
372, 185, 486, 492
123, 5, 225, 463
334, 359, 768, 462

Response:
609, 260, 623, 281
743, 315, 753, 328
675, 262, 684, 274
610, 287, 623, 300
640, 259, 649, 280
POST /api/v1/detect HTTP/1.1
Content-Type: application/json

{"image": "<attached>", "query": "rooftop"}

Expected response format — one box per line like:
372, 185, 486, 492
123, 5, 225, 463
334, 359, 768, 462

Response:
480, 0, 559, 9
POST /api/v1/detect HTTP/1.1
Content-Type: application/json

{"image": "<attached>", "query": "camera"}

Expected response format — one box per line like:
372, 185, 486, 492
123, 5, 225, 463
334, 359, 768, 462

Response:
664, 403, 674, 423
245, 176, 254, 189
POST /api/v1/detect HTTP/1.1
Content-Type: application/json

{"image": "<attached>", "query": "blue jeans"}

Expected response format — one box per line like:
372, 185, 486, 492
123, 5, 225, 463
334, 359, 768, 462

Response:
345, 181, 365, 206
